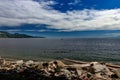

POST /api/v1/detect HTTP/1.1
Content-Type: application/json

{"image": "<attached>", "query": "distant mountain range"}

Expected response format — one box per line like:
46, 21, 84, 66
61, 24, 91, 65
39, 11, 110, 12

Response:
0, 31, 44, 38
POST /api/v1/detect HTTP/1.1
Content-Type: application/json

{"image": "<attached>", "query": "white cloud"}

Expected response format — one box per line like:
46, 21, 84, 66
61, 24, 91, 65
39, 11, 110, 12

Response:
25, 30, 36, 32
22, 29, 52, 32
68, 0, 81, 5
0, 29, 21, 32
0, 0, 120, 31
38, 29, 50, 32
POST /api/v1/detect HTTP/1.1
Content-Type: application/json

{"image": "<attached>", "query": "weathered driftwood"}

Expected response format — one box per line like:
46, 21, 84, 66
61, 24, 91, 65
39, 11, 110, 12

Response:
64, 58, 88, 64
64, 58, 120, 69
106, 63, 120, 68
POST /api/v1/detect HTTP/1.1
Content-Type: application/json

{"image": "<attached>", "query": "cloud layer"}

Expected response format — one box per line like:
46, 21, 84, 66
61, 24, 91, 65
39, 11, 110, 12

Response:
0, 0, 120, 31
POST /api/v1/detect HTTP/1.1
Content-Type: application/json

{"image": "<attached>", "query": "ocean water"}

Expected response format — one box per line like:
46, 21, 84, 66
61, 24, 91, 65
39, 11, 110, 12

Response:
0, 38, 120, 64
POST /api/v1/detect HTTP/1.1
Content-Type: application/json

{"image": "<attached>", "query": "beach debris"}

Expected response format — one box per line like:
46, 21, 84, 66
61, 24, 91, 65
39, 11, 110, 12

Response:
0, 57, 119, 80
16, 60, 24, 65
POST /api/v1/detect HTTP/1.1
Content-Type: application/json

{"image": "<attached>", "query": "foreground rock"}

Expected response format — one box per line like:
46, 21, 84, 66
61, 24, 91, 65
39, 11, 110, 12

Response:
0, 58, 120, 80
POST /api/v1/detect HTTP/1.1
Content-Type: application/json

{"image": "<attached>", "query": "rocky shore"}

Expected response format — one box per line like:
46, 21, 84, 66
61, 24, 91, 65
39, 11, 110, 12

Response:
0, 57, 120, 80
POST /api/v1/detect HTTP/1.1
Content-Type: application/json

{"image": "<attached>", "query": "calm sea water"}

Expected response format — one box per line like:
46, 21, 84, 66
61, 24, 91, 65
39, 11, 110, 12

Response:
0, 38, 120, 64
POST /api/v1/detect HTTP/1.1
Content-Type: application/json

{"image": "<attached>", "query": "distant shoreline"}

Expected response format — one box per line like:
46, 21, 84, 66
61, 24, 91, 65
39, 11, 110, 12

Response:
0, 31, 45, 38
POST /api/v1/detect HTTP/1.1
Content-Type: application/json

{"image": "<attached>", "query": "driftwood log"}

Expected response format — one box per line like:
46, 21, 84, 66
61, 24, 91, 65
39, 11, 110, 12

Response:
64, 58, 88, 64
64, 58, 120, 69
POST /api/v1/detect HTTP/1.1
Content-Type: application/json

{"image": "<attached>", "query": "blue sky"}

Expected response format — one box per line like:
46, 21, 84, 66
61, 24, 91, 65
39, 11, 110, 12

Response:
1, 0, 120, 38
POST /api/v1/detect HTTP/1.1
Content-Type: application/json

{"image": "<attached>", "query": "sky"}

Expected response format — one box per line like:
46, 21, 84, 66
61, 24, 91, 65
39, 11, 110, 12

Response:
1, 0, 120, 38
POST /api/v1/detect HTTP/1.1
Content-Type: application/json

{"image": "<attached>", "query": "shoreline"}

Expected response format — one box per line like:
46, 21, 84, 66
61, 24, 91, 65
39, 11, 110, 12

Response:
1, 55, 120, 65
0, 57, 120, 80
